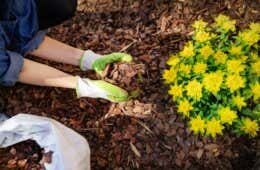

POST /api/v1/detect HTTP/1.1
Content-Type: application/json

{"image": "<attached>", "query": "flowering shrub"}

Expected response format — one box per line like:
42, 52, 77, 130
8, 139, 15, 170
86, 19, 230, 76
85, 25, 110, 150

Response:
163, 14, 260, 138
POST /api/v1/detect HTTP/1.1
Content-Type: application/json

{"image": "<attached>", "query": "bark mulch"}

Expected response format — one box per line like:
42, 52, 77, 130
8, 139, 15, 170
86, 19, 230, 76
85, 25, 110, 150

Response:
0, 0, 259, 169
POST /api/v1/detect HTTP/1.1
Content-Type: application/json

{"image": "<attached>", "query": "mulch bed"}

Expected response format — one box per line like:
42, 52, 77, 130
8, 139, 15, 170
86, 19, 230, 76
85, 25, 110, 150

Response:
0, 0, 259, 169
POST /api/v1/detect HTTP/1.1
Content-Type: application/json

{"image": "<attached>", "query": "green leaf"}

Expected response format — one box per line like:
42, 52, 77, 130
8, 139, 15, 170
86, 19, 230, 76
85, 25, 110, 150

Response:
241, 108, 259, 119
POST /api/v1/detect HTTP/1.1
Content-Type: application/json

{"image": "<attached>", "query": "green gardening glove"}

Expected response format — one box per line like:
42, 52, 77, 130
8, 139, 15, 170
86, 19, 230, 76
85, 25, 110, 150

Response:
76, 76, 129, 102
80, 50, 133, 75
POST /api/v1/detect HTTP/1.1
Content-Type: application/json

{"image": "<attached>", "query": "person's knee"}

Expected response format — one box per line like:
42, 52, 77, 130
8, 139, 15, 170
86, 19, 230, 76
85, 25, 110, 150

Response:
60, 0, 77, 19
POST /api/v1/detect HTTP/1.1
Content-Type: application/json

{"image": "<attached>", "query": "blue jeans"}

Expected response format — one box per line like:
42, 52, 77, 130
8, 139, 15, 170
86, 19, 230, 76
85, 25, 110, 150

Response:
0, 0, 77, 86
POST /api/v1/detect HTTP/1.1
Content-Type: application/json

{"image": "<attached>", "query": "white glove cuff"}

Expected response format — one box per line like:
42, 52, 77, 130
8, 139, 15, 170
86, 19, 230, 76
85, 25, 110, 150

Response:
76, 76, 108, 99
80, 50, 102, 71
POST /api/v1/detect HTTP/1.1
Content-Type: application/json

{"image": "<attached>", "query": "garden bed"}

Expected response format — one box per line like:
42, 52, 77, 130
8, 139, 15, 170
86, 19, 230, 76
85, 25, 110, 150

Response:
0, 0, 259, 169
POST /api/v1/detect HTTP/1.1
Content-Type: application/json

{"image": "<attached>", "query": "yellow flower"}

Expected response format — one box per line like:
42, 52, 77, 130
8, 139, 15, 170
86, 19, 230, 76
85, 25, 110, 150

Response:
180, 42, 195, 58
206, 118, 224, 138
218, 107, 238, 125
225, 74, 245, 92
240, 117, 259, 137
168, 84, 183, 100
214, 14, 236, 32
233, 96, 247, 110
193, 62, 207, 74
238, 30, 259, 46
251, 83, 260, 101
221, 21, 236, 32
192, 19, 207, 30
250, 52, 259, 61
251, 60, 260, 76
178, 100, 193, 117
189, 115, 205, 134
249, 23, 260, 34
203, 71, 224, 94
214, 14, 230, 25
179, 64, 191, 75
241, 55, 248, 62
186, 80, 203, 100
214, 50, 227, 64
229, 45, 242, 56
200, 45, 214, 59
195, 31, 212, 43
167, 55, 180, 66
163, 68, 177, 84
227, 59, 245, 74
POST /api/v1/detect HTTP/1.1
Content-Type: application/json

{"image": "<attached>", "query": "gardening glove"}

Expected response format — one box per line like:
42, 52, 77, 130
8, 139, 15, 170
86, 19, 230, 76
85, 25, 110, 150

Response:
80, 50, 133, 75
76, 76, 129, 102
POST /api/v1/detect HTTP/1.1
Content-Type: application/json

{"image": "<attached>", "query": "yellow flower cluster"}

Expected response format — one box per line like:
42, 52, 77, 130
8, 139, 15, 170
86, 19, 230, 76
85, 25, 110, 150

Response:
167, 55, 180, 66
205, 118, 224, 138
193, 62, 207, 74
169, 84, 183, 100
178, 100, 193, 117
163, 68, 177, 84
189, 115, 205, 134
218, 107, 238, 125
229, 45, 242, 56
186, 80, 203, 100
214, 50, 227, 64
192, 19, 207, 30
240, 118, 259, 137
232, 96, 246, 110
179, 64, 191, 76
203, 71, 223, 94
239, 30, 259, 46
251, 60, 260, 76
214, 14, 236, 32
200, 45, 214, 59
227, 59, 245, 74
249, 23, 260, 33
237, 22, 260, 46
251, 83, 260, 101
163, 14, 259, 138
225, 74, 245, 92
195, 31, 212, 43
190, 116, 227, 138
180, 42, 195, 58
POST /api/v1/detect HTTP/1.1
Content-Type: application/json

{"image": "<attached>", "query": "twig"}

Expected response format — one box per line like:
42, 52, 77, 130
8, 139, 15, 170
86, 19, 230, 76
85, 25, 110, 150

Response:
133, 119, 154, 135
130, 141, 141, 158
77, 128, 99, 132
120, 40, 137, 52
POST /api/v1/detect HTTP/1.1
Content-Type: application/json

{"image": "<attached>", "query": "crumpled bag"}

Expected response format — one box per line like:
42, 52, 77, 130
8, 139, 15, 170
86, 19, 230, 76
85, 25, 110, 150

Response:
0, 113, 90, 170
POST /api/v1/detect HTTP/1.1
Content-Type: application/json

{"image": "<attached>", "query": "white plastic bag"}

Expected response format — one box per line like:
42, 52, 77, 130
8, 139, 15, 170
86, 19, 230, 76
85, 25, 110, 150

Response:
0, 113, 90, 170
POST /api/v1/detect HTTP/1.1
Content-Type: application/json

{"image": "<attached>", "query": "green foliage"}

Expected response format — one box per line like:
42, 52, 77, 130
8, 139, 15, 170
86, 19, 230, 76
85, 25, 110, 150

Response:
163, 14, 260, 138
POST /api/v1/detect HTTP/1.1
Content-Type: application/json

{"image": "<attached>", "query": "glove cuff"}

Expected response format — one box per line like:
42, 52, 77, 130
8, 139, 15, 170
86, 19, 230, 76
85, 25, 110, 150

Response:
80, 50, 102, 71
75, 76, 81, 98
76, 76, 108, 99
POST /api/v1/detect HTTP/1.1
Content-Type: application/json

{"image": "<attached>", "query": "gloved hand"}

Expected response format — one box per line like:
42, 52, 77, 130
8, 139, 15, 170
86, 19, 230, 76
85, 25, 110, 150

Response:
76, 76, 129, 102
79, 50, 133, 75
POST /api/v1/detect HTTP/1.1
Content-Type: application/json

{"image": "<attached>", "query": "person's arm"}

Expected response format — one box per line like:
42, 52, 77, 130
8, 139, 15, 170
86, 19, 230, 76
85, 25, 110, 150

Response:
30, 36, 132, 75
18, 59, 128, 102
0, 34, 128, 103
30, 36, 84, 66
18, 59, 77, 88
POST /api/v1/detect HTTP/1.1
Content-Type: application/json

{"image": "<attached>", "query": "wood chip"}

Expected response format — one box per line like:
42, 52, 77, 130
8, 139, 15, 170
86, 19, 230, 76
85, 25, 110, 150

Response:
130, 142, 141, 158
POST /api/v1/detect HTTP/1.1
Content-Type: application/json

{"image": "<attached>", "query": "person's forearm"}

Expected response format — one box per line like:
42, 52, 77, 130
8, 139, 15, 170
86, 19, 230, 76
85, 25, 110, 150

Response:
18, 59, 77, 88
30, 36, 84, 66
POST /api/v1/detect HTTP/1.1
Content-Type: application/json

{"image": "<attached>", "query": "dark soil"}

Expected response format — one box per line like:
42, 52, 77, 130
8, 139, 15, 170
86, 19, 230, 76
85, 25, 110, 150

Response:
0, 0, 259, 169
